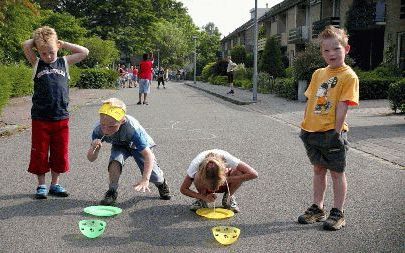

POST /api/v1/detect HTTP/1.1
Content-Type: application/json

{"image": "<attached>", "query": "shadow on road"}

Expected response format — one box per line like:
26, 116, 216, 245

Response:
349, 123, 405, 142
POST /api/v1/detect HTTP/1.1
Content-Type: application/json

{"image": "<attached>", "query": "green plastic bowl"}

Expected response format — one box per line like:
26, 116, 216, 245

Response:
78, 220, 107, 238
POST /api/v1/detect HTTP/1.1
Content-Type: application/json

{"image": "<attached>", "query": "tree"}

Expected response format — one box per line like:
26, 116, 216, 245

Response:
79, 36, 120, 68
151, 20, 192, 68
40, 10, 87, 44
203, 22, 221, 36
259, 37, 285, 77
195, 22, 221, 75
0, 2, 40, 63
292, 42, 325, 81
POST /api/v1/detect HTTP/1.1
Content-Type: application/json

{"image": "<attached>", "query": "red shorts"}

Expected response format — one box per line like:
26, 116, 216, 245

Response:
28, 119, 70, 175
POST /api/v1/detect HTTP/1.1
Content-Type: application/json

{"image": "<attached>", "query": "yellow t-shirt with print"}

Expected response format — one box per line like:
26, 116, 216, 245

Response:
301, 65, 359, 132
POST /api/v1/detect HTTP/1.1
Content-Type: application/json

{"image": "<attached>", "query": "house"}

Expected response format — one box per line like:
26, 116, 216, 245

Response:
221, 0, 405, 72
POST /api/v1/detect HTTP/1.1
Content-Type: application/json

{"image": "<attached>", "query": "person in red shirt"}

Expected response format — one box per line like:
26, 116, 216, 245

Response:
137, 53, 154, 105
132, 65, 138, 87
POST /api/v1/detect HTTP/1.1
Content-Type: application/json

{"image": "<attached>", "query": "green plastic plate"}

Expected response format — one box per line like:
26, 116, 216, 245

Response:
83, 205, 122, 217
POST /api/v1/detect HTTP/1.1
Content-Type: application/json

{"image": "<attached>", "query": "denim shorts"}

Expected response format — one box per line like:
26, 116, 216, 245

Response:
109, 145, 164, 184
139, 79, 151, 94
299, 129, 349, 172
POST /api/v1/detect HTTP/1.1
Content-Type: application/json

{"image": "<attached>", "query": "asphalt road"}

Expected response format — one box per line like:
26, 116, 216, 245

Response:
0, 81, 403, 252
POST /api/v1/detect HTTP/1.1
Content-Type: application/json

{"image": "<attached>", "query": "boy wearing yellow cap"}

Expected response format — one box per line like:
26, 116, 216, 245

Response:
86, 98, 171, 205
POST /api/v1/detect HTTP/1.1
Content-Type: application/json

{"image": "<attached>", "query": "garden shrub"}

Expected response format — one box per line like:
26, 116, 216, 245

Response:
201, 62, 215, 81
76, 68, 119, 89
292, 43, 325, 81
372, 65, 401, 78
259, 37, 285, 77
273, 77, 297, 100
0, 64, 33, 98
234, 79, 252, 90
0, 66, 13, 114
233, 64, 247, 80
258, 72, 272, 93
210, 76, 227, 86
357, 70, 399, 99
285, 67, 294, 78
213, 59, 228, 76
387, 79, 405, 113
69, 65, 83, 87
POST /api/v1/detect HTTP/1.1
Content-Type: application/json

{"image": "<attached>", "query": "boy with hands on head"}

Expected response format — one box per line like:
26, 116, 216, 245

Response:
23, 26, 89, 199
87, 98, 171, 206
298, 26, 359, 230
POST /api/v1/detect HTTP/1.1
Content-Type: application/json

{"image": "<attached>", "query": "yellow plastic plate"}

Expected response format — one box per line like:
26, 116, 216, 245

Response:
83, 205, 122, 217
196, 208, 234, 219
212, 226, 240, 245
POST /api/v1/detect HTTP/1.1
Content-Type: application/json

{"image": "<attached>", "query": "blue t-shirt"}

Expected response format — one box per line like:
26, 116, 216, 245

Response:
31, 57, 70, 121
91, 115, 156, 151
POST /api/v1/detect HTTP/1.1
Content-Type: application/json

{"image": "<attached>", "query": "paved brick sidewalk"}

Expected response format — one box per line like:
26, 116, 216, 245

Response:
185, 81, 405, 167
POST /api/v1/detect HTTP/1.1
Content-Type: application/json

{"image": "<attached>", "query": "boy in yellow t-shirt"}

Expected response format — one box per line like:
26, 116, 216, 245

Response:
298, 26, 359, 230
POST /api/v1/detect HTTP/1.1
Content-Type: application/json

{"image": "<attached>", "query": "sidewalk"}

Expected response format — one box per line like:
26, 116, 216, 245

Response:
184, 81, 405, 168
0, 88, 117, 136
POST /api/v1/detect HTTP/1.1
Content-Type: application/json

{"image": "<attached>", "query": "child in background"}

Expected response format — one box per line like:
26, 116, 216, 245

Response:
298, 25, 359, 230
87, 98, 171, 205
180, 149, 258, 213
137, 53, 154, 105
23, 26, 89, 199
226, 56, 237, 94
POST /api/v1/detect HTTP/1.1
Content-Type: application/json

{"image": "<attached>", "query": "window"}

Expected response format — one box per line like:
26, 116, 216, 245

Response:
401, 0, 405, 19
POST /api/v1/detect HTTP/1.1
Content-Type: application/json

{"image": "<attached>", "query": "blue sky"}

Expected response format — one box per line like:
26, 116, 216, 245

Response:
178, 0, 283, 37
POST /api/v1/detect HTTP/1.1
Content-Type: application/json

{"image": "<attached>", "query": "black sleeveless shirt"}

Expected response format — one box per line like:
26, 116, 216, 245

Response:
31, 57, 69, 121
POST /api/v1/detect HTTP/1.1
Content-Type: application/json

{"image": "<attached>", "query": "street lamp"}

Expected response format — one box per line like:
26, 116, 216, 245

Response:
156, 49, 160, 70
253, 0, 258, 102
192, 35, 197, 84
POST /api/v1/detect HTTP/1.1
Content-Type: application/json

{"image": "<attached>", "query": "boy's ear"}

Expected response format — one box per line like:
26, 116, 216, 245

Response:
345, 44, 351, 54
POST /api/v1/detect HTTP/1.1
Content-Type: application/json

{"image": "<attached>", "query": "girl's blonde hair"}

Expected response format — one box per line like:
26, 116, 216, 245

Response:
318, 25, 349, 47
33, 26, 58, 49
196, 153, 227, 191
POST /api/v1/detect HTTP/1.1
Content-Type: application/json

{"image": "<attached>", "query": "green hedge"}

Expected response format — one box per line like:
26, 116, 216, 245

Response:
201, 62, 215, 81
69, 65, 84, 87
234, 79, 252, 90
209, 75, 228, 86
273, 78, 297, 100
387, 79, 405, 113
359, 77, 398, 100
0, 67, 13, 114
0, 64, 33, 98
76, 69, 119, 89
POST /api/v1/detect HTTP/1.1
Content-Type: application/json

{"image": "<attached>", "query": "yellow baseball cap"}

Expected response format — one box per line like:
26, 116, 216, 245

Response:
98, 103, 125, 121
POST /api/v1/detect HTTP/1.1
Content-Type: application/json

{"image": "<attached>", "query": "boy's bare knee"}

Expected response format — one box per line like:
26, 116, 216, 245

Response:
313, 165, 327, 175
330, 170, 344, 180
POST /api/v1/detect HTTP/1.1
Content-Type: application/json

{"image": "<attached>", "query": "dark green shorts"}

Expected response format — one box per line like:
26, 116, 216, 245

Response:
299, 129, 349, 172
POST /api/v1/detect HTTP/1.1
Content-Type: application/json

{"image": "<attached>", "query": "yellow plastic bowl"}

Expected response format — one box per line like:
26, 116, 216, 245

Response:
212, 226, 240, 245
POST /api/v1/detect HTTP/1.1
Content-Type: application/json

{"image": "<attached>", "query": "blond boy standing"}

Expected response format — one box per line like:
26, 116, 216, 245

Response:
23, 26, 89, 199
298, 26, 359, 230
